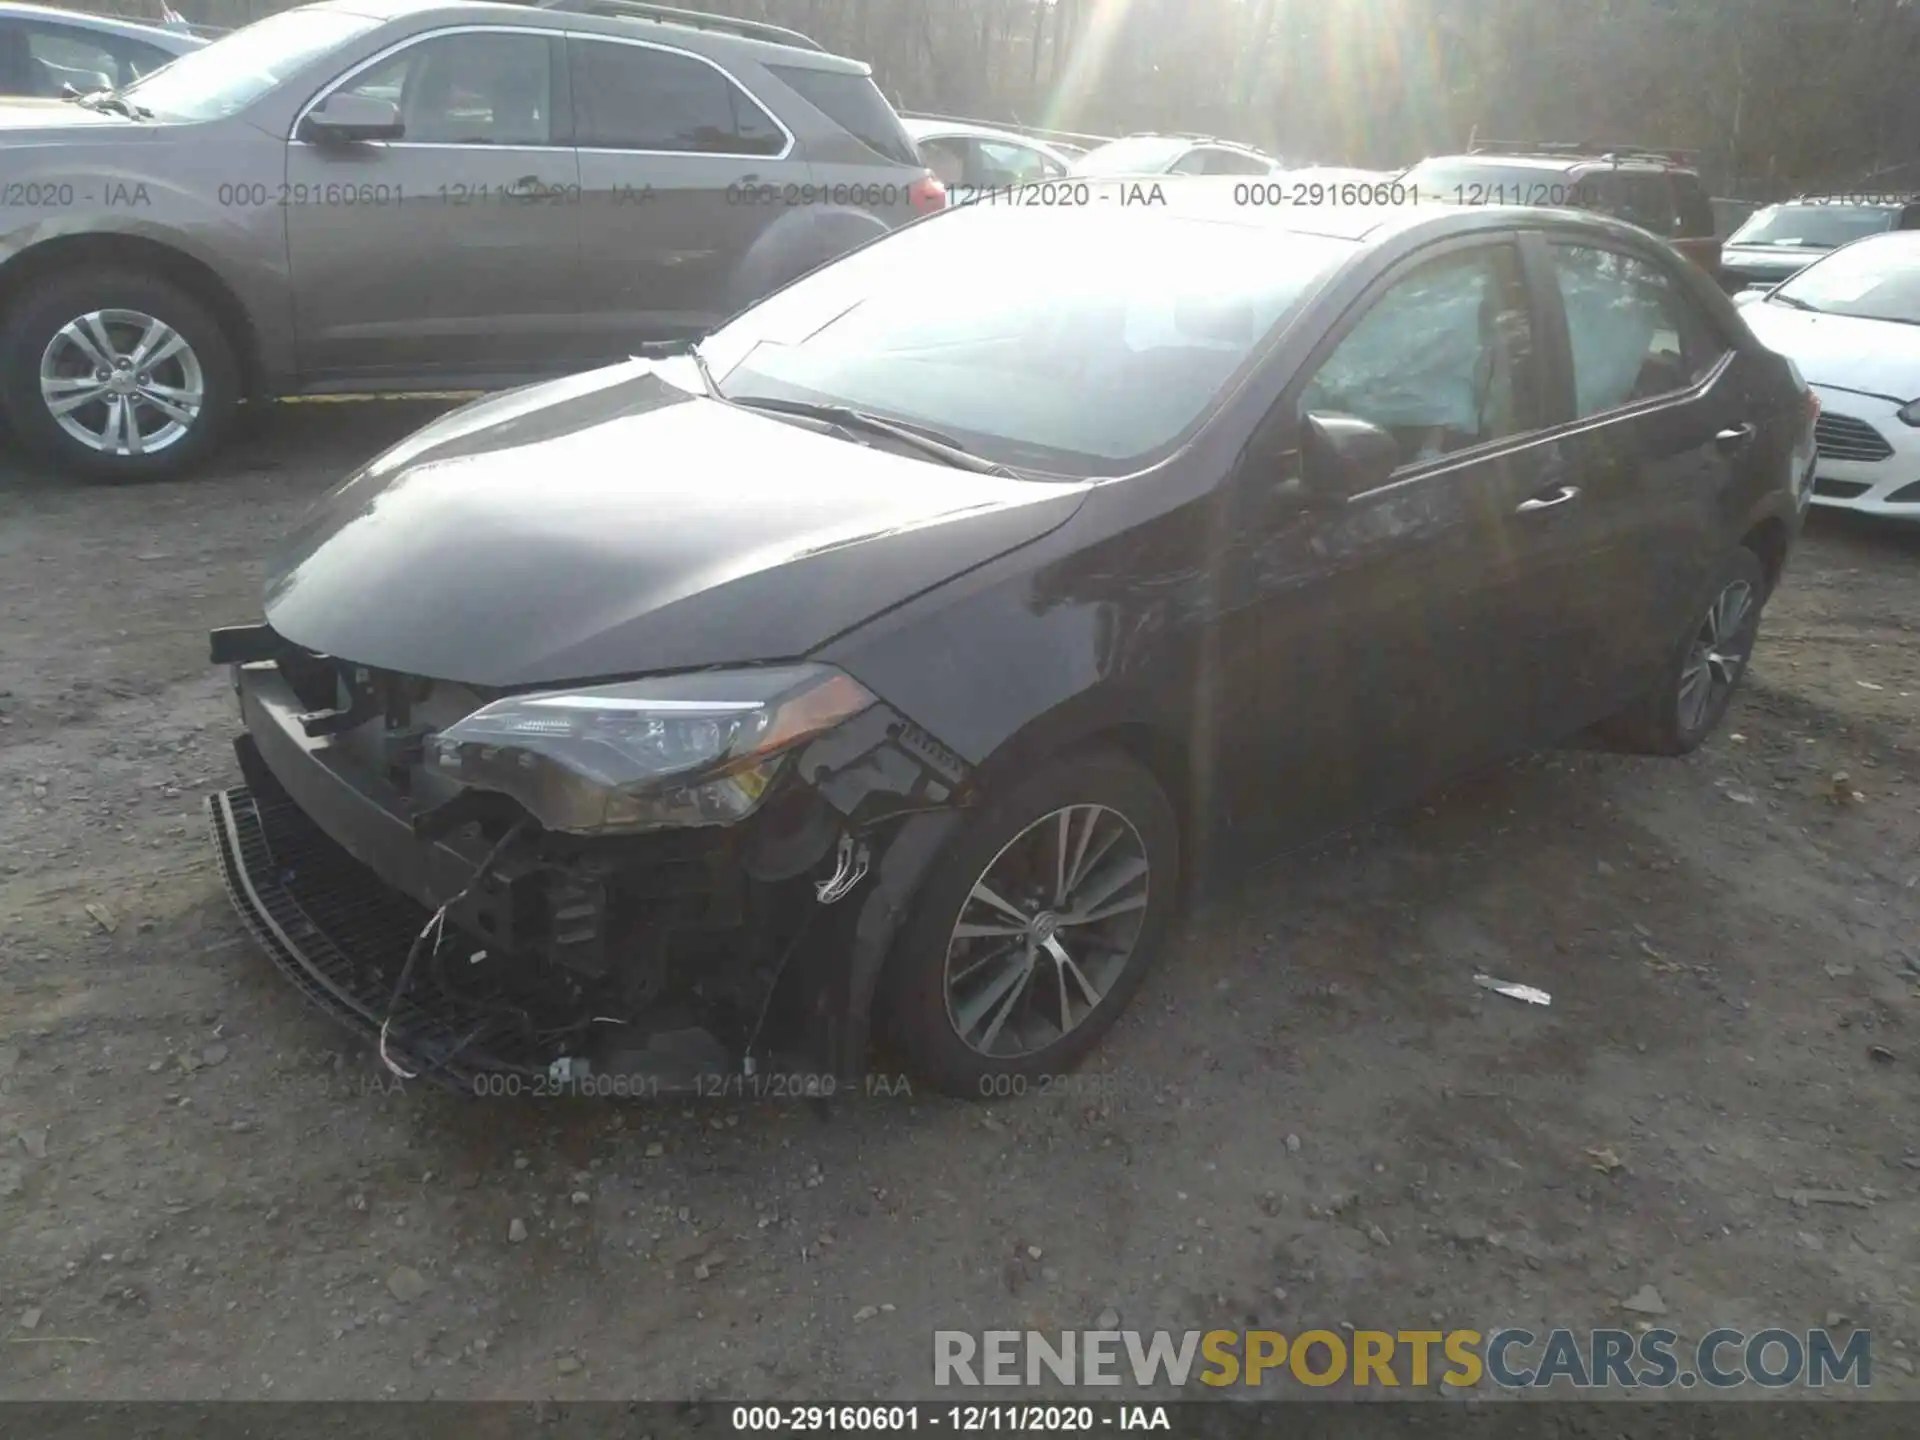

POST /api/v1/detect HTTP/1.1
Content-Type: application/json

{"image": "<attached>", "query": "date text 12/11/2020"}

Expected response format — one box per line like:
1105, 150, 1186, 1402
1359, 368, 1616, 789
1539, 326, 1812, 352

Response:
729, 1405, 1172, 1431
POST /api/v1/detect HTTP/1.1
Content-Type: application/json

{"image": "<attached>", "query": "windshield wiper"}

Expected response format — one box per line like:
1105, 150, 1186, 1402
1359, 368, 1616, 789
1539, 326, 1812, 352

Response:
633, 338, 717, 395
68, 89, 152, 119
724, 395, 1017, 475
1770, 294, 1822, 312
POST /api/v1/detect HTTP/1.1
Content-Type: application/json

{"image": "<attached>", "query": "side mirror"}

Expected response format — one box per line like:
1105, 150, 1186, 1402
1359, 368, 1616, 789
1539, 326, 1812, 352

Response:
1300, 411, 1399, 501
299, 92, 403, 145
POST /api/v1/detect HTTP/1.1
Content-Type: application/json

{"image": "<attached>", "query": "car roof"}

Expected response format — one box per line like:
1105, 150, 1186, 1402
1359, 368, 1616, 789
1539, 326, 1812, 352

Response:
962, 178, 1671, 251
317, 0, 870, 70
1414, 152, 1693, 177
0, 0, 207, 46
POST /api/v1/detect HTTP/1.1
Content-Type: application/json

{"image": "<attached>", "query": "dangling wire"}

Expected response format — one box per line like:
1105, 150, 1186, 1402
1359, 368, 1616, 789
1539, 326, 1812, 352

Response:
377, 818, 531, 1080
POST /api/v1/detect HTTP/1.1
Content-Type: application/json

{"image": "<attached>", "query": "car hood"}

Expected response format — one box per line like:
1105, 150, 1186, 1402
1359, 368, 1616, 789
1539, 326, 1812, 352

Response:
1741, 304, 1920, 402
0, 97, 138, 133
1721, 243, 1826, 277
263, 361, 1091, 688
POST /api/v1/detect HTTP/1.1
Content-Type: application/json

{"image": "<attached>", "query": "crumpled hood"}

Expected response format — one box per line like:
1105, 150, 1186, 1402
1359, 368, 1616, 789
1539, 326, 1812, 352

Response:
263, 361, 1090, 687
1741, 304, 1920, 402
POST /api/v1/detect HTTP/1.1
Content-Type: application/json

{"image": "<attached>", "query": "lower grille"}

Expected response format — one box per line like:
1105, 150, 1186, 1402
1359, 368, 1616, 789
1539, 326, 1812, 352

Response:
1814, 477, 1872, 499
208, 784, 569, 1090
1815, 412, 1893, 462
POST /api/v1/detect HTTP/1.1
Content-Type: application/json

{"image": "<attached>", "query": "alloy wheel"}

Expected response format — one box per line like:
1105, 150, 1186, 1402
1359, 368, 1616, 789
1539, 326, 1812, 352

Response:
942, 803, 1151, 1059
1678, 577, 1756, 735
39, 308, 204, 456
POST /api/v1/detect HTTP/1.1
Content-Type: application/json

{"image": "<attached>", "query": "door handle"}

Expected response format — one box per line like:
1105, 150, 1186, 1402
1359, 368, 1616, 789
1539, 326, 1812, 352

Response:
1715, 423, 1757, 454
1516, 484, 1580, 513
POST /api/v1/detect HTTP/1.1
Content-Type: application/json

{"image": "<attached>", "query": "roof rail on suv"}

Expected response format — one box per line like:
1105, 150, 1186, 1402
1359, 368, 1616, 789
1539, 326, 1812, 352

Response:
535, 0, 825, 51
1467, 134, 1701, 168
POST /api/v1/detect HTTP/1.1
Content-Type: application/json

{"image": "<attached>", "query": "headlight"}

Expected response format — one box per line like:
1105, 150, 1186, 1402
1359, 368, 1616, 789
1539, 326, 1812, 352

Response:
425, 664, 875, 835
1898, 400, 1920, 426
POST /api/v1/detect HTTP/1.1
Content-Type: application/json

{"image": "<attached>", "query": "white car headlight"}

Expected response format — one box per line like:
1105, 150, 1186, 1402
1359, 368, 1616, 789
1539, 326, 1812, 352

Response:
425, 664, 875, 835
1897, 399, 1920, 427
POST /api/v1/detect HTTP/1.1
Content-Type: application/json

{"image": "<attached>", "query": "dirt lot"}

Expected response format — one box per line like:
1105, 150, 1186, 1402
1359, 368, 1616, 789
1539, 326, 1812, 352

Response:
2, 404, 1918, 1402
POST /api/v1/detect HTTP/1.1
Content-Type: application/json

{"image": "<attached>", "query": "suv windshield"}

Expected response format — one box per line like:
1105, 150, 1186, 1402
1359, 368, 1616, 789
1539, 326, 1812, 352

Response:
1770, 233, 1920, 323
1730, 203, 1899, 249
122, 7, 380, 121
701, 207, 1354, 475
1071, 136, 1191, 175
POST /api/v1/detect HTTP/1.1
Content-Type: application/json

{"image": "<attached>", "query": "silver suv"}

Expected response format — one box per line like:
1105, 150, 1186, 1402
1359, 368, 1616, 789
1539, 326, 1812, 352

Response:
0, 0, 943, 480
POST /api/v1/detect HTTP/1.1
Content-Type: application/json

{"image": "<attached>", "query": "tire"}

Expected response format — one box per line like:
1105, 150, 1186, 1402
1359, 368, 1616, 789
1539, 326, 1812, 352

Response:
876, 747, 1179, 1099
0, 267, 239, 482
1597, 546, 1767, 756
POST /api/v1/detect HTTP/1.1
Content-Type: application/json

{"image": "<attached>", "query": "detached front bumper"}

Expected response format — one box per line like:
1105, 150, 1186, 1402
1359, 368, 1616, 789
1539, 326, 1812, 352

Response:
206, 632, 974, 1094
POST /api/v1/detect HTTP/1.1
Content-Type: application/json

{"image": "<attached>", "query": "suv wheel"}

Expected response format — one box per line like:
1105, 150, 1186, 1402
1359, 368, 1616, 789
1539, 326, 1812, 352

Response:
0, 268, 238, 482
878, 748, 1178, 1098
1598, 547, 1767, 755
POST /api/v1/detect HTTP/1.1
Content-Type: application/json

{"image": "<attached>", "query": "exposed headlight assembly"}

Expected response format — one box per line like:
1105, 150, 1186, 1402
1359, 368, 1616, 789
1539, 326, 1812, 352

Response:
424, 664, 875, 835
1897, 399, 1920, 426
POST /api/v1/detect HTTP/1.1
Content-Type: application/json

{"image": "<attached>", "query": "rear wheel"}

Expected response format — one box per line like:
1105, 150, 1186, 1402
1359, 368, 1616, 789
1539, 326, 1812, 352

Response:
878, 749, 1178, 1098
0, 268, 239, 482
1598, 546, 1766, 755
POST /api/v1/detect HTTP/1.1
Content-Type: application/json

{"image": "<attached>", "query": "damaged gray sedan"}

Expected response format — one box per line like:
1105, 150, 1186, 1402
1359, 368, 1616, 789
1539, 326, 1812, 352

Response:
207, 183, 1810, 1100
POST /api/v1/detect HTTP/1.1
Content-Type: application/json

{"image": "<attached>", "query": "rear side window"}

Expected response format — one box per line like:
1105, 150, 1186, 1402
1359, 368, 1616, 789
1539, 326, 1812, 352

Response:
1548, 244, 1727, 416
1671, 176, 1715, 238
766, 64, 916, 165
1584, 171, 1679, 234
574, 40, 783, 155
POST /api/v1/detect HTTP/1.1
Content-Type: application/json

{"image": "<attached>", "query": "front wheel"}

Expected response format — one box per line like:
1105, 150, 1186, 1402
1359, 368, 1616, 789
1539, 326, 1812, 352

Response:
1598, 546, 1767, 756
0, 268, 239, 482
877, 748, 1179, 1098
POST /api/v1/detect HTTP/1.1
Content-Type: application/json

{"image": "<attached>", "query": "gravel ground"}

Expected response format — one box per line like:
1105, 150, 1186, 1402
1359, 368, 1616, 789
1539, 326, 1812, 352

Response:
2, 402, 1918, 1401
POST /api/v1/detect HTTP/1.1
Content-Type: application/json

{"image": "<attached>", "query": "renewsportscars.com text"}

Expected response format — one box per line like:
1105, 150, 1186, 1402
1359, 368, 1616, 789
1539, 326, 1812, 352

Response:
933, 1327, 1872, 1389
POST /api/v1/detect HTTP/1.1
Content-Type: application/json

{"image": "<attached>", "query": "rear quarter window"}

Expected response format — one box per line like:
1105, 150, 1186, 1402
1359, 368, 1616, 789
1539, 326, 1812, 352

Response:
765, 64, 917, 166
1672, 176, 1715, 238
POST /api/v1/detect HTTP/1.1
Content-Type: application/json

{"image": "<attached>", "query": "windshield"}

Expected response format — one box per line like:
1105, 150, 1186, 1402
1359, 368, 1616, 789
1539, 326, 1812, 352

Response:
1729, 204, 1898, 249
122, 6, 381, 121
1401, 159, 1579, 202
702, 207, 1354, 475
1770, 233, 1920, 323
1071, 136, 1191, 175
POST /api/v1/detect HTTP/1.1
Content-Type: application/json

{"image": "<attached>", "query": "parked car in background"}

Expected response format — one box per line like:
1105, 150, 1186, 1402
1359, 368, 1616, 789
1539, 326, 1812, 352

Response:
1402, 140, 1721, 278
1739, 231, 1920, 520
1070, 133, 1280, 177
206, 182, 1811, 1099
900, 114, 1072, 203
0, 0, 203, 94
1720, 195, 1920, 292
0, 0, 943, 482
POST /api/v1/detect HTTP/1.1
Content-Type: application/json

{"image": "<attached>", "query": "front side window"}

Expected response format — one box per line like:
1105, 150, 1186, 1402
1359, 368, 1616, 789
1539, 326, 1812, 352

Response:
340, 32, 552, 146
1299, 244, 1539, 468
574, 40, 782, 154
1199, 148, 1273, 176
125, 6, 381, 122
703, 208, 1355, 474
1549, 244, 1726, 416
25, 26, 122, 91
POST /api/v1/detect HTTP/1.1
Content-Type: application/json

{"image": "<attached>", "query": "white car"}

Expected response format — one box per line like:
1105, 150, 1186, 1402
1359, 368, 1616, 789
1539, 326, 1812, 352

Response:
900, 116, 1074, 206
1739, 230, 1920, 519
1070, 133, 1281, 178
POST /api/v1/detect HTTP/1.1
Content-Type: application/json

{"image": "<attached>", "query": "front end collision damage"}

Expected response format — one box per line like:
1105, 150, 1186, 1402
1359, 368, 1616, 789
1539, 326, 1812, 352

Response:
205, 622, 976, 1094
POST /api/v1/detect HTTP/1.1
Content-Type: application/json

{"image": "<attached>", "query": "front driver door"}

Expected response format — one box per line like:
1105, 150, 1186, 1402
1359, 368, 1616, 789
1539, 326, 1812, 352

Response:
285, 26, 582, 384
1215, 236, 1567, 852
